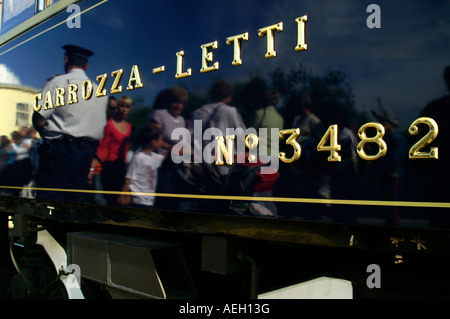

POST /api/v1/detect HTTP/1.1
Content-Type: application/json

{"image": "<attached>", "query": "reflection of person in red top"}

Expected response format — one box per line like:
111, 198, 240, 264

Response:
89, 96, 133, 205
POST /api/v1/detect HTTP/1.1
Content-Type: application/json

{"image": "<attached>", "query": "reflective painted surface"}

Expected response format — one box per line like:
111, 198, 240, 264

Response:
0, 0, 448, 229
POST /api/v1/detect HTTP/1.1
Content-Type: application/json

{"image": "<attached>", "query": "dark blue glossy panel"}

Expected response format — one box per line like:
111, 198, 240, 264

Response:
0, 0, 448, 228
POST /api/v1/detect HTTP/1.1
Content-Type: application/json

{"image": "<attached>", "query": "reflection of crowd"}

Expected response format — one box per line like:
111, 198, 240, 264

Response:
148, 86, 189, 209
0, 126, 40, 197
11, 77, 429, 223
89, 96, 133, 205
9, 45, 449, 228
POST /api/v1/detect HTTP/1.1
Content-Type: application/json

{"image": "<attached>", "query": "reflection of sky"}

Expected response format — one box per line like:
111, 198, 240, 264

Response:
0, 0, 449, 126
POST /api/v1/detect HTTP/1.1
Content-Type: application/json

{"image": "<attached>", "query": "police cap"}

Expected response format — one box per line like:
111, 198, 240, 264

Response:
62, 44, 94, 67
62, 44, 94, 59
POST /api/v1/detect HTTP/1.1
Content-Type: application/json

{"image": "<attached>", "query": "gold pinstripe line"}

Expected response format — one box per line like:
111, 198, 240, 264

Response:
2, 185, 449, 209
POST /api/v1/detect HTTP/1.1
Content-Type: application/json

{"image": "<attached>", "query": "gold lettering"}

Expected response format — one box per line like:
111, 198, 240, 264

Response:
44, 90, 53, 110
215, 135, 235, 165
82, 80, 93, 100
316, 124, 341, 162
390, 237, 405, 248
33, 93, 42, 112
411, 235, 427, 251
245, 133, 259, 163
126, 65, 144, 90
295, 15, 308, 52
111, 69, 124, 94
175, 51, 192, 79
67, 84, 78, 104
226, 32, 249, 66
356, 122, 387, 161
55, 87, 65, 107
200, 41, 219, 73
153, 66, 165, 74
258, 22, 283, 59
279, 128, 301, 163
408, 117, 439, 159
96, 73, 108, 97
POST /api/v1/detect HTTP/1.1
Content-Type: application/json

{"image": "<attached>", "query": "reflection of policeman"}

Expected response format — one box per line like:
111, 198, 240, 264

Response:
32, 44, 108, 202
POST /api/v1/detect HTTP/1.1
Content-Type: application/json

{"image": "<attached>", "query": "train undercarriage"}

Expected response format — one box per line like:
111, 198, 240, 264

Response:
2, 196, 450, 299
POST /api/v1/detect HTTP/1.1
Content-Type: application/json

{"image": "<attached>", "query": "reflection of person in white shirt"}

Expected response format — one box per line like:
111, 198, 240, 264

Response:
190, 80, 246, 176
148, 87, 187, 156
11, 131, 30, 162
32, 44, 107, 202
10, 130, 33, 195
292, 93, 323, 144
147, 87, 189, 209
118, 125, 165, 208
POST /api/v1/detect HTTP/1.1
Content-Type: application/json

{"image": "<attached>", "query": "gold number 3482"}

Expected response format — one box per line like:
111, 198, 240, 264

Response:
278, 117, 439, 163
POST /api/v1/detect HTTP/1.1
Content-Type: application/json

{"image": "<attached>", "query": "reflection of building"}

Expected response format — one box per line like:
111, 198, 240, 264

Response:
0, 84, 39, 136
0, 0, 3, 27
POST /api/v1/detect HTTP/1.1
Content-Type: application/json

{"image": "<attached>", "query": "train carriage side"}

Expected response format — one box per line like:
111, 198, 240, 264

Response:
0, 0, 449, 299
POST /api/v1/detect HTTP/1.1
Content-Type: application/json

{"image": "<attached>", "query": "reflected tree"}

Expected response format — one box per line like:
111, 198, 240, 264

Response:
269, 64, 366, 129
